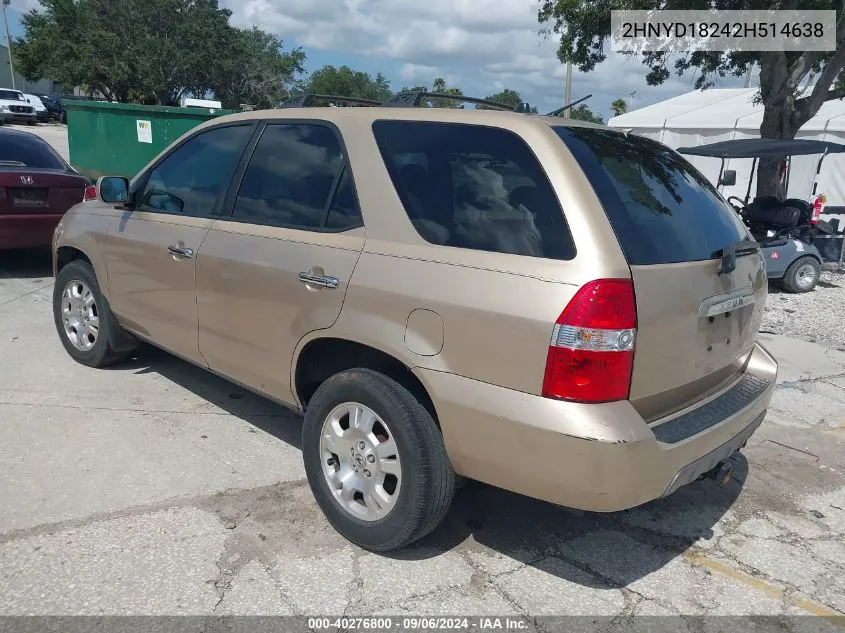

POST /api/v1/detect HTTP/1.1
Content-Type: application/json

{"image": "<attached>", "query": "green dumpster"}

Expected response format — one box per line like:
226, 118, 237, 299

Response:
65, 100, 234, 180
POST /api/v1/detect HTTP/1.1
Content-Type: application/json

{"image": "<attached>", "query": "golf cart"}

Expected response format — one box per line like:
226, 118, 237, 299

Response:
678, 138, 845, 293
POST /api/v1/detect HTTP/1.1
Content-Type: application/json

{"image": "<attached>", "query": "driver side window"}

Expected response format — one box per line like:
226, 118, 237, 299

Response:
138, 124, 252, 218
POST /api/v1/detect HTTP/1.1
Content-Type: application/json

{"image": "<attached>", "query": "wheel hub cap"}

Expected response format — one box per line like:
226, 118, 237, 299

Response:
320, 402, 402, 522
61, 280, 99, 351
796, 264, 816, 289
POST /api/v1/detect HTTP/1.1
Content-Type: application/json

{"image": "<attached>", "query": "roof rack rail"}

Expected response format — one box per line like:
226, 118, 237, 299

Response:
277, 91, 535, 113
545, 94, 592, 117
279, 94, 382, 108
385, 91, 532, 113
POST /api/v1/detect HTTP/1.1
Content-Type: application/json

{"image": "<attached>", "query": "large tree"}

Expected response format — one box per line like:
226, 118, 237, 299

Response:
213, 28, 305, 110
304, 65, 393, 103
539, 0, 845, 197
14, 0, 304, 108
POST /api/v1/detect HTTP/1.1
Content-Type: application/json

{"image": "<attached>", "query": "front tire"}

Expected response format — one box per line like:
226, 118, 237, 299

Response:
780, 255, 820, 293
53, 260, 137, 367
303, 369, 455, 551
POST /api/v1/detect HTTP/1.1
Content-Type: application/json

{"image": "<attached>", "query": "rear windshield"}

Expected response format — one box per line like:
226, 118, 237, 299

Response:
554, 127, 748, 265
0, 133, 67, 169
373, 120, 576, 260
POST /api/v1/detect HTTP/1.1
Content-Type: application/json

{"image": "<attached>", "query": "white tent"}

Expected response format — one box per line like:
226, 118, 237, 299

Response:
608, 88, 845, 209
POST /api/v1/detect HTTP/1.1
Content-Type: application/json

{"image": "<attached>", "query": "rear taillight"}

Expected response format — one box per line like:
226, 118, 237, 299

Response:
83, 185, 96, 202
811, 194, 826, 225
542, 279, 637, 403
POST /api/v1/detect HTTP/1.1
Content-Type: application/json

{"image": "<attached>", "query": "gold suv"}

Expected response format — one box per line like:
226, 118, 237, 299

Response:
51, 93, 777, 551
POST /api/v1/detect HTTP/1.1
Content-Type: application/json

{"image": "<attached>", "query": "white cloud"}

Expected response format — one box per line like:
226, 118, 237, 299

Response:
229, 0, 725, 118
400, 63, 439, 83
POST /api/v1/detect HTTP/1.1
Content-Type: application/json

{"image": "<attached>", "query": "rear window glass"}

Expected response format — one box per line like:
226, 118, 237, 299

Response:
554, 127, 747, 265
372, 120, 576, 260
0, 133, 67, 169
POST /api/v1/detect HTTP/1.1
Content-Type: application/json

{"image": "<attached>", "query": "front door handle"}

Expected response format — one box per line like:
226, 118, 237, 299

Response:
298, 272, 339, 289
168, 245, 194, 259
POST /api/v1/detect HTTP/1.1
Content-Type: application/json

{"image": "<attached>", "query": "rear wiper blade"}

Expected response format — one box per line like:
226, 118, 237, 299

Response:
715, 239, 759, 276
0, 160, 26, 166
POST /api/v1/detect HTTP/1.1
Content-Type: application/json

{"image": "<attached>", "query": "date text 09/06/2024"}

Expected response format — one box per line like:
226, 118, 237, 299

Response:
308, 617, 529, 630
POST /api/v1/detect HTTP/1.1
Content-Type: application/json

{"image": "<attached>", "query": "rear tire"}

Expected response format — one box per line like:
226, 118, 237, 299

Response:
303, 368, 455, 551
53, 260, 138, 367
780, 256, 820, 293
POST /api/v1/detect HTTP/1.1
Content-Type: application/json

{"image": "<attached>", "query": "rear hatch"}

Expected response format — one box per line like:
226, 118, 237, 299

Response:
555, 127, 767, 422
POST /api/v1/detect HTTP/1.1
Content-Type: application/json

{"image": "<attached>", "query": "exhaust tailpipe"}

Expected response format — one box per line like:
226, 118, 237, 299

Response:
706, 460, 733, 486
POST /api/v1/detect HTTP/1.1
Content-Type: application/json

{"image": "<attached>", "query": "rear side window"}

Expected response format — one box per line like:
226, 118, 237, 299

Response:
233, 123, 358, 230
554, 127, 747, 265
0, 133, 66, 169
372, 121, 575, 260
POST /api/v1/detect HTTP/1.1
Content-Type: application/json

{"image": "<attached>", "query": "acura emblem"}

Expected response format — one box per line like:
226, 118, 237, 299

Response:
20, 176, 33, 184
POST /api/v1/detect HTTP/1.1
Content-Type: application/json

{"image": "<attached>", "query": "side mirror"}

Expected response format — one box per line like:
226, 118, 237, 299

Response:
720, 169, 737, 187
96, 176, 129, 204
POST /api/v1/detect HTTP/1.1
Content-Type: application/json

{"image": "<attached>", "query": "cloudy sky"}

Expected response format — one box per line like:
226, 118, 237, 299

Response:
9, 0, 755, 120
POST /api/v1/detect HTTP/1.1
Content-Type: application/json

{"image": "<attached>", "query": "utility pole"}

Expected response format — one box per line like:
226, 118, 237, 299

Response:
2, 0, 13, 90
563, 61, 572, 118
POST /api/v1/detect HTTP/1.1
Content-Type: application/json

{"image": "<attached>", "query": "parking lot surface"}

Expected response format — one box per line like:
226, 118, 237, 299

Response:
1, 249, 845, 628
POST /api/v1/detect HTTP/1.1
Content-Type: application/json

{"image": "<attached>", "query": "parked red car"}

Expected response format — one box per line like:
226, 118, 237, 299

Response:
0, 128, 90, 250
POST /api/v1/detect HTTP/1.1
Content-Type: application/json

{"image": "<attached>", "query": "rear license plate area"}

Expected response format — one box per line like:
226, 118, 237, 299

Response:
9, 188, 48, 208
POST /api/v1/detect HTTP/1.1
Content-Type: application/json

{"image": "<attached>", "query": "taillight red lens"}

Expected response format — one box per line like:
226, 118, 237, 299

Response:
542, 279, 637, 403
83, 185, 96, 202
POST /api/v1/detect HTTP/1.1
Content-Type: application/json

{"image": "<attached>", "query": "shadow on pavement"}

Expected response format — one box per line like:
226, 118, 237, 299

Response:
114, 343, 304, 451
119, 344, 745, 589
407, 456, 745, 588
0, 248, 54, 279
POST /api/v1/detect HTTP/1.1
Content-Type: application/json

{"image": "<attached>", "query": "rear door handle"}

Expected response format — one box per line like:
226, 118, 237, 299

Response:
168, 245, 194, 259
298, 272, 339, 289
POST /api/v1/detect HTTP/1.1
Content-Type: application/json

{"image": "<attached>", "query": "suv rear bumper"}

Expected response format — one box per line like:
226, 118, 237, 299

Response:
419, 341, 777, 512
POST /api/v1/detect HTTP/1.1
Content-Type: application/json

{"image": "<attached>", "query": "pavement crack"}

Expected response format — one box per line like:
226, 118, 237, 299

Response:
342, 549, 364, 616
0, 400, 290, 417
0, 479, 308, 545
0, 283, 53, 308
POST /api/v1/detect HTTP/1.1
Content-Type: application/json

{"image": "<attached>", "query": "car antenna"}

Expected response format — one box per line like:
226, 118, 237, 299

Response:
545, 94, 593, 117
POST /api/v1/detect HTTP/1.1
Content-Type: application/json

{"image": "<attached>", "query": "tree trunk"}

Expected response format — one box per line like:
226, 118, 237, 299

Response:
756, 51, 796, 200
756, 99, 795, 200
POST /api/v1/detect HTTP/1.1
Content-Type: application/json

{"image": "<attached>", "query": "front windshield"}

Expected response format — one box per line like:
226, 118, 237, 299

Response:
0, 90, 25, 101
